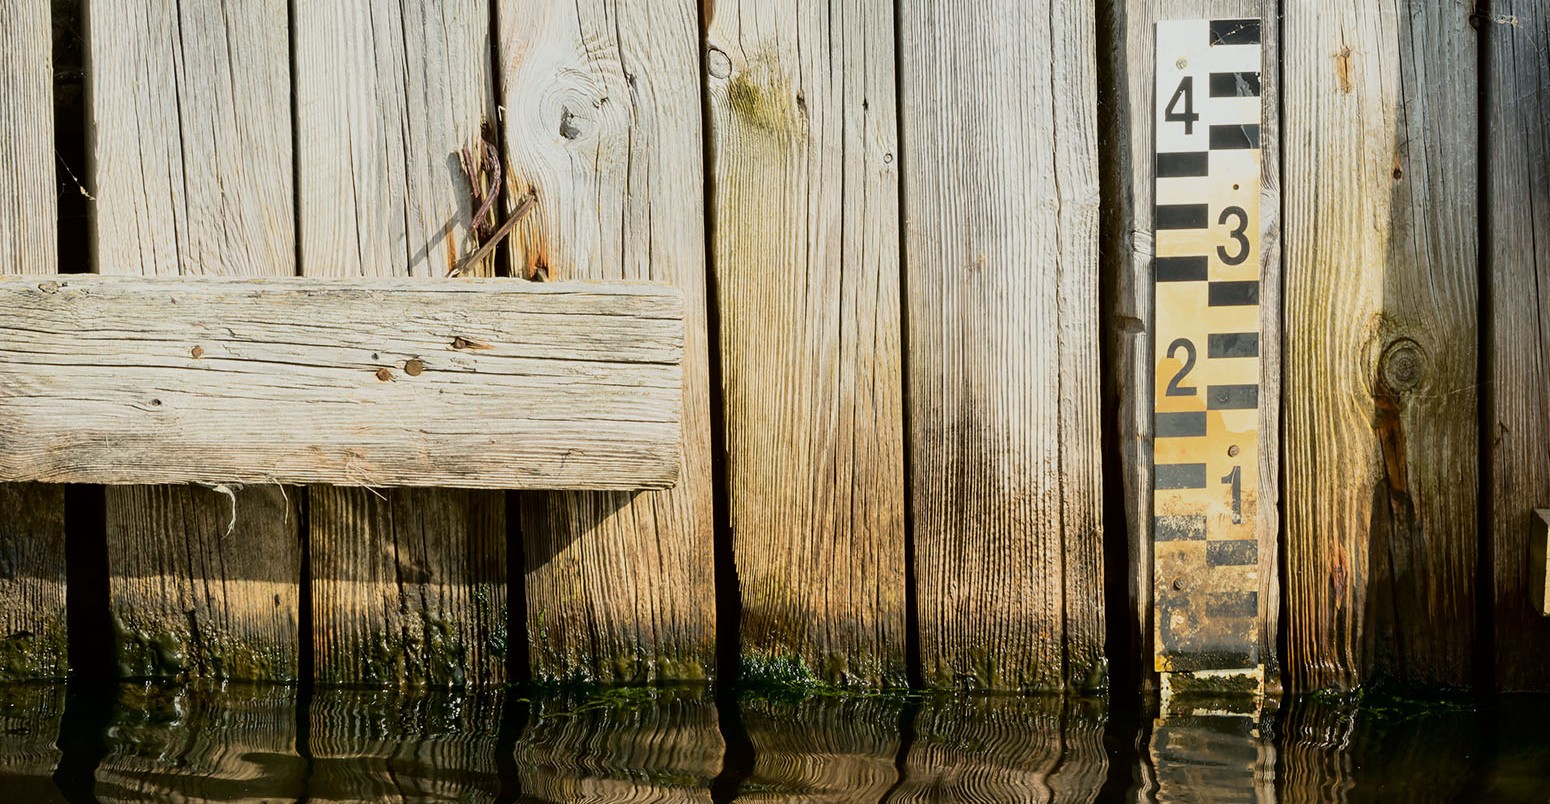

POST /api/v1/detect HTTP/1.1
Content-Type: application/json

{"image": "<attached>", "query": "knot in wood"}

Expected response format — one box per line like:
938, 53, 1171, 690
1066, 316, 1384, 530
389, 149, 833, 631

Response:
707, 47, 732, 80
1379, 338, 1425, 393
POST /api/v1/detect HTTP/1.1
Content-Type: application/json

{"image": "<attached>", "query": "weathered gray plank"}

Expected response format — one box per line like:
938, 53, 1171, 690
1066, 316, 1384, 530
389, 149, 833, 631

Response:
1486, 4, 1550, 691
0, 0, 67, 683
0, 275, 684, 490
85, 0, 300, 681
1099, 1, 1281, 691
899, 0, 1104, 690
496, 0, 716, 683
704, 0, 907, 686
1283, 1, 1478, 690
294, 0, 511, 689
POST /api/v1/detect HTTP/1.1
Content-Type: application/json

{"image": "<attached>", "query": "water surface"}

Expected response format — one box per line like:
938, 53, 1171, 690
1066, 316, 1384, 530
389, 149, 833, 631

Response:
0, 682, 1546, 801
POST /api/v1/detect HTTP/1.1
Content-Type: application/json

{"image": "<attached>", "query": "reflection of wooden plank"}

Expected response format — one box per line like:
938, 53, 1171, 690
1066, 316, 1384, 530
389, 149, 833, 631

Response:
738, 696, 901, 800
517, 687, 721, 801
309, 689, 504, 802
1277, 699, 1487, 803
496, 0, 716, 683
892, 695, 1107, 801
899, 0, 1104, 690
87, 0, 300, 682
1486, 0, 1550, 689
0, 685, 64, 802
0, 276, 684, 491
94, 684, 304, 802
0, 0, 67, 683
1283, 1, 1479, 690
704, 0, 907, 685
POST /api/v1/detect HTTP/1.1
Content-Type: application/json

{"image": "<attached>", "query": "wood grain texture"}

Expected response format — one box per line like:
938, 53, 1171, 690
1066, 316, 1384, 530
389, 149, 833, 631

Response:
0, 275, 684, 489
95, 684, 305, 802
0, 0, 56, 273
84, 0, 300, 681
705, 0, 907, 686
311, 489, 508, 686
517, 687, 722, 801
899, 0, 1104, 690
890, 695, 1107, 801
0, 0, 67, 683
1485, 4, 1550, 691
1283, 1, 1478, 690
308, 689, 503, 800
496, 0, 716, 683
294, 0, 513, 689
1099, 0, 1281, 692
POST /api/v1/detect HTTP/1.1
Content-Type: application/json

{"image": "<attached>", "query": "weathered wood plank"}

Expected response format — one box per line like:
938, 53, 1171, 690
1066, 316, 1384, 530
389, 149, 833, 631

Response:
1486, 4, 1550, 690
1099, 0, 1281, 691
496, 0, 716, 683
705, 0, 907, 686
1, 0, 55, 274
0, 276, 685, 490
294, 0, 511, 688
899, 0, 1104, 690
1283, 1, 1478, 690
85, 0, 300, 681
0, 0, 67, 683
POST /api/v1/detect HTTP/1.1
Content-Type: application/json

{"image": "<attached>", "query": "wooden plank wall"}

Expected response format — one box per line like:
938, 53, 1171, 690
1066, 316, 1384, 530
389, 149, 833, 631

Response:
495, 0, 716, 683
86, 0, 301, 682
0, 0, 66, 682
1282, 1, 1480, 690
705, 0, 908, 686
294, 0, 507, 688
1486, 3, 1550, 691
1100, 0, 1282, 691
899, 0, 1105, 690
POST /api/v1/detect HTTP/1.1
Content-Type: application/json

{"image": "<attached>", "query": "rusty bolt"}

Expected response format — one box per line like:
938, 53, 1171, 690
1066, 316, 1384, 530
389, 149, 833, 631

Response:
404, 358, 425, 377
375, 367, 395, 382
190, 345, 205, 359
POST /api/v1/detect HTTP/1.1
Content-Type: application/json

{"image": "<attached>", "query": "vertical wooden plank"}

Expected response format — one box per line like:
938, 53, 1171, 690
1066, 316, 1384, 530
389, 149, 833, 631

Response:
294, 0, 508, 687
0, 0, 67, 683
898, 0, 1104, 690
1486, 3, 1550, 691
1100, 0, 1282, 691
496, 0, 715, 683
1283, 1, 1478, 690
86, 0, 301, 681
703, 0, 906, 685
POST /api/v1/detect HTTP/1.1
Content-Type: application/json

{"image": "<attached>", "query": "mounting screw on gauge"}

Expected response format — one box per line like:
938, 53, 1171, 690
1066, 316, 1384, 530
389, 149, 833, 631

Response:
1173, 578, 1184, 591
1228, 445, 1240, 457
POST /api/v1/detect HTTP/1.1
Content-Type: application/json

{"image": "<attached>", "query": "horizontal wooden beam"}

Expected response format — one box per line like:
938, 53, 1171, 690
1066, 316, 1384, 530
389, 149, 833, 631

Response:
0, 276, 683, 490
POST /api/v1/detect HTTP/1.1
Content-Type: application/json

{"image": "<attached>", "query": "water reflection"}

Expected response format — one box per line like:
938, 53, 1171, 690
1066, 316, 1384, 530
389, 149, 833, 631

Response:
0, 682, 1546, 802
